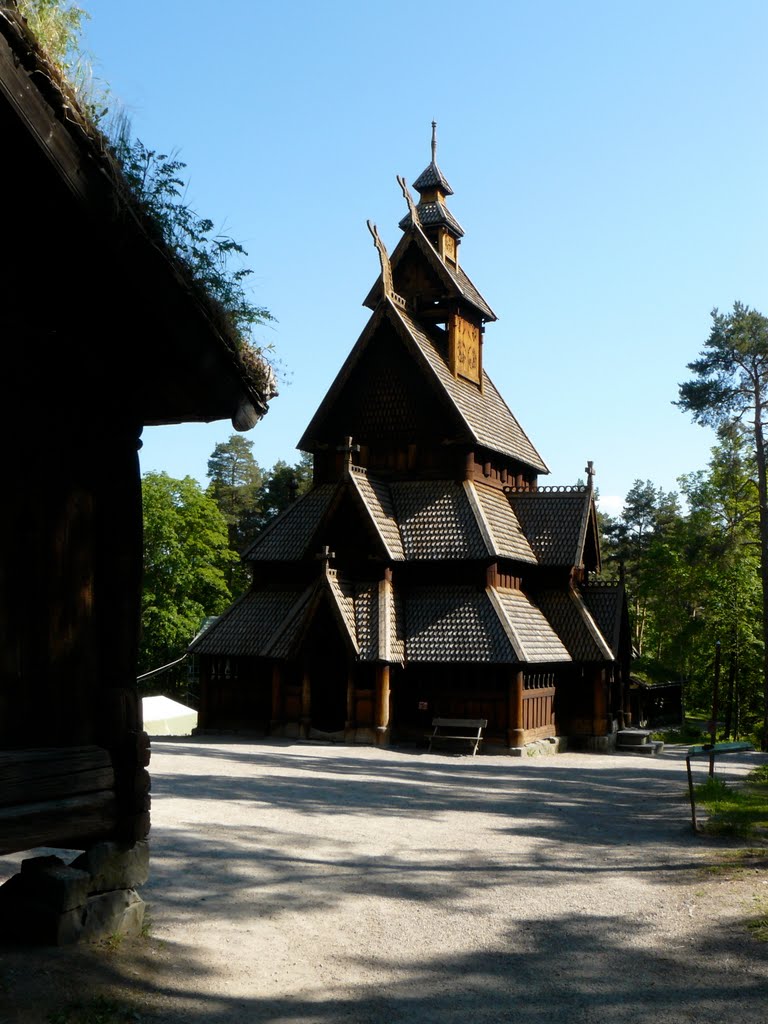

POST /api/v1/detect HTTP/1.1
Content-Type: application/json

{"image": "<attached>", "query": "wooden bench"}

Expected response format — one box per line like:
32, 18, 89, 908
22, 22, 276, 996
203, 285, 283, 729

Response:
426, 718, 487, 756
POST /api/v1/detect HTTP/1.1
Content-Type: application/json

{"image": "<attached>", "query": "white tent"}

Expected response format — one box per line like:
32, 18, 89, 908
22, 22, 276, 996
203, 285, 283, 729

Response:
142, 695, 198, 736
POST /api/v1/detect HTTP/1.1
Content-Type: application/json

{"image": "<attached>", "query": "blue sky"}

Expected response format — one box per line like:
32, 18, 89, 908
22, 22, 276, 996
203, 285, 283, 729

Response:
80, 1, 767, 516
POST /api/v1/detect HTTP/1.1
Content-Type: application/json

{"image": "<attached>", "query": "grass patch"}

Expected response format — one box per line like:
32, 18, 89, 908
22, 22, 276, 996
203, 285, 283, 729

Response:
701, 847, 768, 876
746, 897, 768, 942
653, 722, 705, 744
47, 995, 141, 1023
695, 765, 768, 838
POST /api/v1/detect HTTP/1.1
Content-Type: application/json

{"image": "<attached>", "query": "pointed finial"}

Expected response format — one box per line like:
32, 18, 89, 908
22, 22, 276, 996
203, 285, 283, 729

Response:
431, 121, 437, 162
585, 461, 595, 491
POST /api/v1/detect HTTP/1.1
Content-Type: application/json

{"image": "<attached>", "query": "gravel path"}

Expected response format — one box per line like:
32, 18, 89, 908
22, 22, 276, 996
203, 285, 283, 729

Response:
2, 737, 767, 1022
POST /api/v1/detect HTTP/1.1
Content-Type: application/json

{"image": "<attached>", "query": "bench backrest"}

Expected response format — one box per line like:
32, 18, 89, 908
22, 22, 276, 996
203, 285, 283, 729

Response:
431, 718, 487, 729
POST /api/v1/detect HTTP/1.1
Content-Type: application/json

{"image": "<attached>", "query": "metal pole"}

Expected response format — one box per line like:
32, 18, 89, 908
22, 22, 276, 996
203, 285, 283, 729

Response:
686, 753, 698, 832
710, 640, 721, 778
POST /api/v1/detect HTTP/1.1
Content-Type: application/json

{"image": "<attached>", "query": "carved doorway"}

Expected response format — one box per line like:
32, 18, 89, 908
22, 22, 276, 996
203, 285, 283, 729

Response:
306, 603, 349, 735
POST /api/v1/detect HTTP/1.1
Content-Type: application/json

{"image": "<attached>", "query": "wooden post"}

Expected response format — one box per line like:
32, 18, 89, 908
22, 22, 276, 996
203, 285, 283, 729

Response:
621, 666, 631, 727
375, 663, 390, 745
593, 668, 608, 736
300, 664, 311, 739
508, 669, 524, 748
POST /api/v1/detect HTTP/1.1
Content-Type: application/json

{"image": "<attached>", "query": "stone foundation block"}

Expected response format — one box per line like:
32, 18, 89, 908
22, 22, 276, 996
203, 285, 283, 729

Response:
80, 889, 145, 942
72, 840, 149, 892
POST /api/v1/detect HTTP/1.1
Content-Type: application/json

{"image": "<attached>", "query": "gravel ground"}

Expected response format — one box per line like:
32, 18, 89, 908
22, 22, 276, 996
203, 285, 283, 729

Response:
1, 737, 767, 1023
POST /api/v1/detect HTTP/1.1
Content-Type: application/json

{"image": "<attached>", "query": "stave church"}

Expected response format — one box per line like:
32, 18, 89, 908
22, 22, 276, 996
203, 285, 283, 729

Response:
189, 128, 632, 754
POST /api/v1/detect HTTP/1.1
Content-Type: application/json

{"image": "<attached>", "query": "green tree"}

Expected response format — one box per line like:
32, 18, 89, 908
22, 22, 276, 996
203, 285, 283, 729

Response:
602, 479, 682, 656
678, 425, 763, 738
257, 453, 313, 526
140, 472, 238, 676
676, 302, 768, 748
206, 434, 264, 550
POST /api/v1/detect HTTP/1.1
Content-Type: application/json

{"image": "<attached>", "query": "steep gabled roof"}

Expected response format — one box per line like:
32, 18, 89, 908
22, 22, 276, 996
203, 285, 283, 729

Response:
581, 581, 628, 659
394, 305, 548, 471
507, 487, 598, 568
390, 481, 488, 559
405, 585, 513, 662
404, 584, 570, 664
348, 469, 405, 559
187, 585, 309, 656
533, 589, 614, 662
189, 570, 404, 664
301, 289, 547, 467
299, 297, 546, 471
363, 226, 496, 321
242, 483, 338, 561
488, 588, 572, 663
466, 482, 537, 563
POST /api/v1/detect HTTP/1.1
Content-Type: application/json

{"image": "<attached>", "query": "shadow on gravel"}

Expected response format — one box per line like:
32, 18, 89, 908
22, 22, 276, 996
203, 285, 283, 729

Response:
3, 908, 765, 1023
131, 739, 767, 931
2, 740, 767, 1022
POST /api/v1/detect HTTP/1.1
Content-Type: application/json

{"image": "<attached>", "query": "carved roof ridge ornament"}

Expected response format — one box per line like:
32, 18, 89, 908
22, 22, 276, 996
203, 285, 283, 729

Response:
366, 220, 407, 310
396, 175, 421, 229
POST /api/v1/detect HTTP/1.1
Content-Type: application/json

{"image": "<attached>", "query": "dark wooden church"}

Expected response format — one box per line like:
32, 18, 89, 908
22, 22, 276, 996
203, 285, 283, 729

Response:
190, 127, 632, 753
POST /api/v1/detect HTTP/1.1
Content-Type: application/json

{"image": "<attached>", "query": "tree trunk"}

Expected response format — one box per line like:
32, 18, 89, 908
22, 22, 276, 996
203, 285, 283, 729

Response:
753, 408, 768, 750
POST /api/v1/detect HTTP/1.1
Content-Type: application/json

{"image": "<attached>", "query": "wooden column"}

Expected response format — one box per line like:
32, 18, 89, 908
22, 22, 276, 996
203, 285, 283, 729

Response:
622, 668, 632, 727
508, 669, 525, 748
375, 664, 391, 745
270, 662, 283, 733
97, 423, 150, 845
300, 665, 311, 739
592, 667, 608, 736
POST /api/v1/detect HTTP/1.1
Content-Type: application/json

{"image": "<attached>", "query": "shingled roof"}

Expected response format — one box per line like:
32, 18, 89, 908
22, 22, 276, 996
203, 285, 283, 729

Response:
398, 201, 465, 238
581, 581, 628, 658
394, 305, 549, 471
533, 589, 613, 662
363, 226, 496, 321
507, 487, 596, 568
404, 585, 571, 664
189, 570, 405, 664
349, 469, 405, 560
412, 158, 454, 195
188, 585, 309, 657
467, 482, 537, 562
243, 484, 337, 561
488, 588, 572, 663
297, 299, 547, 471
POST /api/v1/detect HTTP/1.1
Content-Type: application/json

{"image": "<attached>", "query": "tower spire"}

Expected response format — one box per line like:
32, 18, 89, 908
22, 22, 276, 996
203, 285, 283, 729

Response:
431, 120, 437, 163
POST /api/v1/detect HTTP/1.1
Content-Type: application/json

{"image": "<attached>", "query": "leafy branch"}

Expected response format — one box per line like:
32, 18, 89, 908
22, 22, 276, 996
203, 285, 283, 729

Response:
111, 129, 276, 350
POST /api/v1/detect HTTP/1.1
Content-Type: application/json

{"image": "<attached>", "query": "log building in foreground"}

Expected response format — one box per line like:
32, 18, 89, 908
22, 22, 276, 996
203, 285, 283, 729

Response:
191, 128, 631, 754
0, 5, 273, 941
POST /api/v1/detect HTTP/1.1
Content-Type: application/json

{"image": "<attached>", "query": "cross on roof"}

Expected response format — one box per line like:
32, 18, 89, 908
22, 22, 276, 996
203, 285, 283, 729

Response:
315, 544, 336, 566
337, 435, 360, 469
